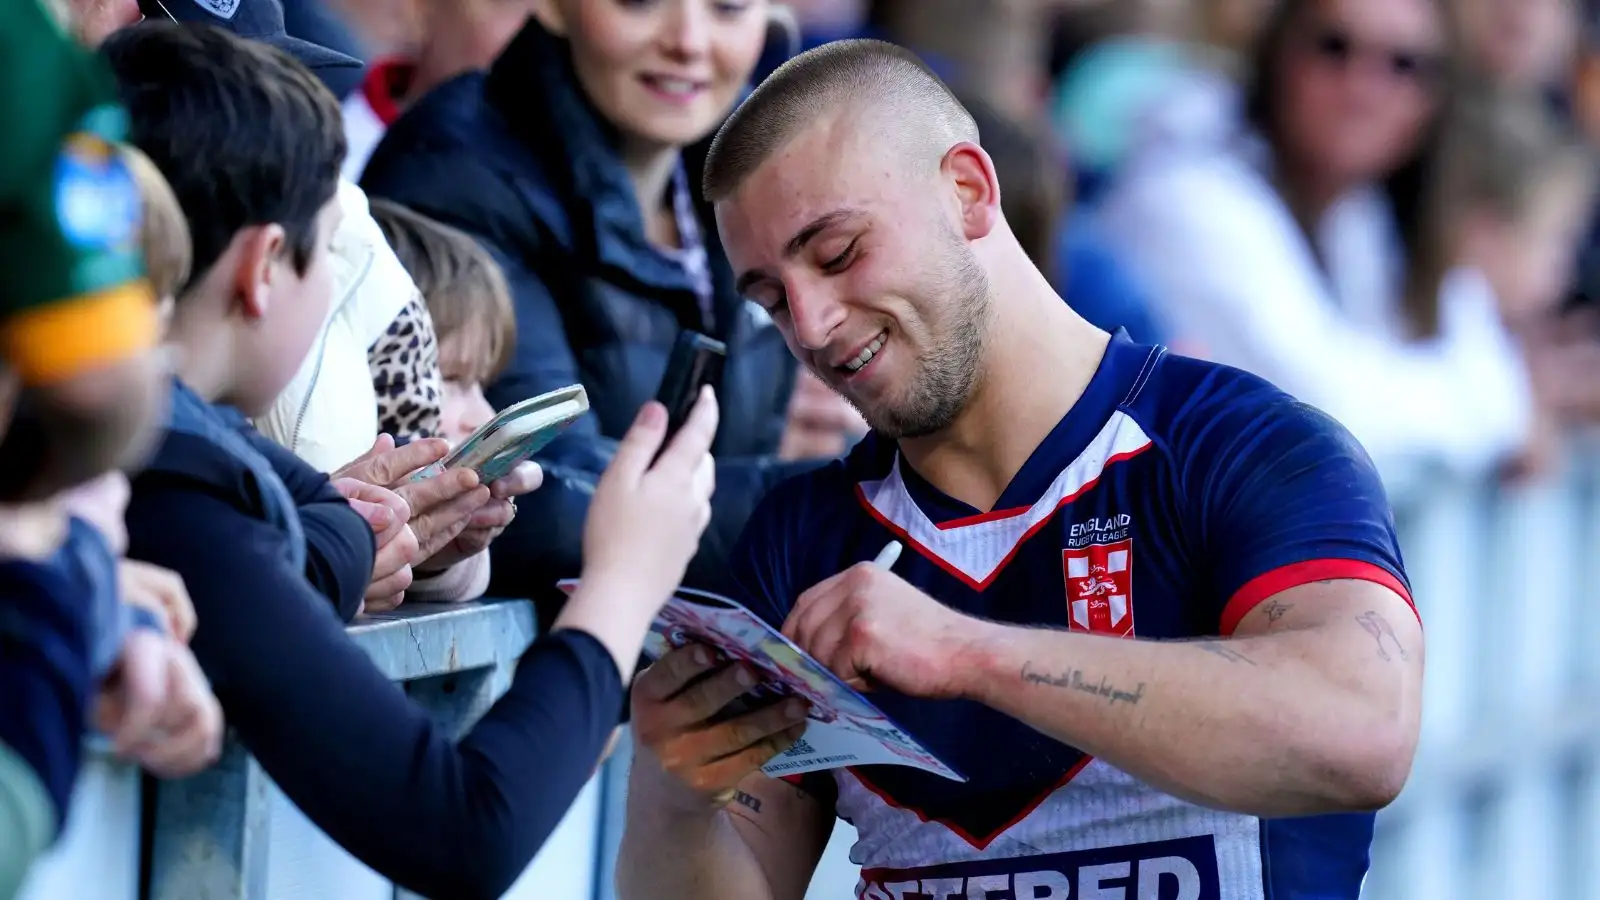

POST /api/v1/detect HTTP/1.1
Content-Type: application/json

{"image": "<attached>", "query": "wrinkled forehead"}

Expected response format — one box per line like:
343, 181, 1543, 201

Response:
714, 114, 923, 265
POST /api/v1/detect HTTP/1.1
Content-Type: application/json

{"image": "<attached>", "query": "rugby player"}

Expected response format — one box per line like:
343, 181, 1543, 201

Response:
617, 38, 1423, 900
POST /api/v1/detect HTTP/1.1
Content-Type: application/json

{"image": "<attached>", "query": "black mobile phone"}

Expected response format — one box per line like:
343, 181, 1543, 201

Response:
654, 330, 726, 451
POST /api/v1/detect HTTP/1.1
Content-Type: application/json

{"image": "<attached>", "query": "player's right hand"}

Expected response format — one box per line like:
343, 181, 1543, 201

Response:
631, 643, 811, 805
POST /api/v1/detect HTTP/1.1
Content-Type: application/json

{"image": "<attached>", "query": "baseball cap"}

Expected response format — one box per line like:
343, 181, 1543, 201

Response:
136, 0, 363, 79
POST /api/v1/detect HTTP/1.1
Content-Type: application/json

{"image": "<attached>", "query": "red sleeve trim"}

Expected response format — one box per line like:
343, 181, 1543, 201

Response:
1218, 559, 1417, 636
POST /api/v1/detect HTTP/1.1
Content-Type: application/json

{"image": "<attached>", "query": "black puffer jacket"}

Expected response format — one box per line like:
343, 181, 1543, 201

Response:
361, 20, 814, 599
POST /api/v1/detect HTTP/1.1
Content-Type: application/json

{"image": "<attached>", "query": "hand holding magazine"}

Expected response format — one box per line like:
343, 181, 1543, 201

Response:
557, 571, 964, 781
413, 384, 589, 483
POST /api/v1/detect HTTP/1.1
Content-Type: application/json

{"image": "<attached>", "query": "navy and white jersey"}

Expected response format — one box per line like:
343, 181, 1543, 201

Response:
728, 332, 1416, 900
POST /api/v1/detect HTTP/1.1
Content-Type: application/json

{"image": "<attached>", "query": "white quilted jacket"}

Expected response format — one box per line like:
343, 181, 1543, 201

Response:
254, 179, 415, 472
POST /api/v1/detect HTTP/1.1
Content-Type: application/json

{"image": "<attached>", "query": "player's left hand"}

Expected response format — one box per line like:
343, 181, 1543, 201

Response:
419, 461, 543, 571
782, 562, 971, 699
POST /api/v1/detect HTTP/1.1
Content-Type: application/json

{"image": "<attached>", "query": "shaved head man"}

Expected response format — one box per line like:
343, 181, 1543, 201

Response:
706, 40, 1026, 443
620, 39, 1422, 900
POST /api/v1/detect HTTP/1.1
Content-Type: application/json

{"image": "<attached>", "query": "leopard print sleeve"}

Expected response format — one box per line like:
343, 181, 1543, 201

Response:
369, 290, 442, 442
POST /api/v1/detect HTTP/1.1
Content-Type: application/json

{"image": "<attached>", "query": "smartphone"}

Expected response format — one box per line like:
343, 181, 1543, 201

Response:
654, 330, 726, 452
412, 384, 590, 483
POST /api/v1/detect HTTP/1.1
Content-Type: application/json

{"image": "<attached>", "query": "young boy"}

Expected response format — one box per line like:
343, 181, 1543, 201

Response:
366, 198, 518, 602
103, 20, 381, 619
61, 145, 193, 572
61, 144, 211, 734
1431, 88, 1600, 478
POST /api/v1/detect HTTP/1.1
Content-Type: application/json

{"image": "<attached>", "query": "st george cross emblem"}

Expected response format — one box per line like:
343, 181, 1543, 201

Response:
1063, 539, 1134, 637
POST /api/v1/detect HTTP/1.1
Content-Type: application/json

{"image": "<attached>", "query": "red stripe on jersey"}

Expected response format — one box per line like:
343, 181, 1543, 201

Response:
1219, 558, 1417, 636
933, 503, 1031, 530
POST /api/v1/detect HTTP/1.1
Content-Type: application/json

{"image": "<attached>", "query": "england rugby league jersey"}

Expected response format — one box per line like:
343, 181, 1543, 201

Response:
728, 331, 1415, 900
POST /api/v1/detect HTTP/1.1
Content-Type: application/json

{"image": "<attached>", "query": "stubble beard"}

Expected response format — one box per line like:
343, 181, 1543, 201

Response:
864, 241, 991, 440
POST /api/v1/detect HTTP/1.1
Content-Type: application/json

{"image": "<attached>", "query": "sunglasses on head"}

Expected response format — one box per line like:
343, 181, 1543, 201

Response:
1305, 26, 1441, 82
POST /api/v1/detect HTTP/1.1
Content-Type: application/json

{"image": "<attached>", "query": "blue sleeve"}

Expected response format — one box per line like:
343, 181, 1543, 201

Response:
237, 422, 345, 506
59, 518, 128, 681
1175, 384, 1413, 634
0, 558, 91, 830
126, 474, 625, 900
239, 424, 376, 622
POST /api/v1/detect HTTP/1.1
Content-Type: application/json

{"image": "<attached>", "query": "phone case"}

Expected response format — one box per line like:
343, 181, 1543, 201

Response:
413, 384, 590, 482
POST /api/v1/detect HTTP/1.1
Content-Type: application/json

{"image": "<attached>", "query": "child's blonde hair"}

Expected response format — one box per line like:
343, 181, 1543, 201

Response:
367, 198, 515, 382
117, 143, 193, 305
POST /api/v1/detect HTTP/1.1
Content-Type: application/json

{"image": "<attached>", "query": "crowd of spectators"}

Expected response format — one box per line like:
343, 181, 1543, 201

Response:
1, 0, 1596, 897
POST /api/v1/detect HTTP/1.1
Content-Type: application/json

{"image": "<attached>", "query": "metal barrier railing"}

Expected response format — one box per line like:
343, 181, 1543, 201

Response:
1365, 449, 1600, 900
20, 600, 542, 900
17, 452, 1600, 899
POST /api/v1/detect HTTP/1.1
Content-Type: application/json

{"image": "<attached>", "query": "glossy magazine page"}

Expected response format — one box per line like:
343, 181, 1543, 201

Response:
557, 580, 964, 781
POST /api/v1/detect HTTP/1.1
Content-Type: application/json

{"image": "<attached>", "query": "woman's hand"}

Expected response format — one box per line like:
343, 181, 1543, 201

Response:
331, 476, 419, 613
556, 388, 719, 679
418, 462, 543, 573
333, 435, 491, 609
583, 388, 717, 592
336, 434, 486, 559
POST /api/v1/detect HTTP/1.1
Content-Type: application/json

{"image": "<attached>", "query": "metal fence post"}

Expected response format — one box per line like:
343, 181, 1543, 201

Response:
147, 740, 274, 900
591, 730, 633, 900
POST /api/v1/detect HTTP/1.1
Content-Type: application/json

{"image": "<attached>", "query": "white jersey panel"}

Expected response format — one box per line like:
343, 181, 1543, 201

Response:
838, 760, 1265, 900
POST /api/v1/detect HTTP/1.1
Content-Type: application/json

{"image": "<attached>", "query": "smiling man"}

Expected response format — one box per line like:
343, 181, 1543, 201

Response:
617, 38, 1424, 900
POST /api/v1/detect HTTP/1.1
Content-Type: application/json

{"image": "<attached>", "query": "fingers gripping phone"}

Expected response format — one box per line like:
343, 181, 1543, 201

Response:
654, 330, 726, 457
411, 384, 589, 483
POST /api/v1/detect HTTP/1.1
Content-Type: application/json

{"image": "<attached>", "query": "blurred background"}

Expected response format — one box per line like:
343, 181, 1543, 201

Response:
23, 0, 1600, 898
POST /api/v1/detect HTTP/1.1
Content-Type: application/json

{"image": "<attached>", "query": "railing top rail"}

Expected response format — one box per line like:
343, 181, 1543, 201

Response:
345, 598, 538, 682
